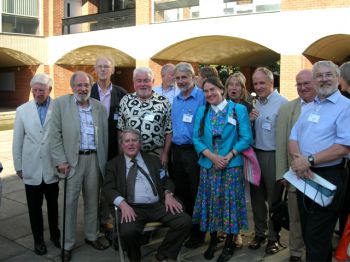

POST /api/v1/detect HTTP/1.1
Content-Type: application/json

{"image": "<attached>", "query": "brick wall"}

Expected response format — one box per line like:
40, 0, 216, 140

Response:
0, 66, 39, 107
53, 0, 64, 36
279, 55, 312, 100
282, 0, 350, 11
43, 0, 49, 36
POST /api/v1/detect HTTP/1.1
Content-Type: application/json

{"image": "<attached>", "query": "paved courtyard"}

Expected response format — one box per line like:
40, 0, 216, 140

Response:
0, 129, 339, 261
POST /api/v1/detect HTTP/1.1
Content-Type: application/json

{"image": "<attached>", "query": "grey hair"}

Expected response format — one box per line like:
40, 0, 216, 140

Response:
95, 56, 115, 68
70, 71, 94, 88
339, 62, 350, 85
174, 62, 195, 76
253, 67, 274, 82
119, 128, 142, 145
30, 73, 52, 88
312, 60, 340, 78
161, 63, 175, 77
133, 67, 154, 80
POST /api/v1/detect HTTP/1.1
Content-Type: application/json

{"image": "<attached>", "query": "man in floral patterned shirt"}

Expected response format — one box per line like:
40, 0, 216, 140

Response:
117, 67, 172, 167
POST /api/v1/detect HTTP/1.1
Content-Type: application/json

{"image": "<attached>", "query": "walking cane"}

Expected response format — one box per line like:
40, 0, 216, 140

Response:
61, 176, 68, 262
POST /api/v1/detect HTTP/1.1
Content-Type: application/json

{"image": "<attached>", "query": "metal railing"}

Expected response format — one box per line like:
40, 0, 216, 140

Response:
2, 0, 38, 17
62, 9, 136, 34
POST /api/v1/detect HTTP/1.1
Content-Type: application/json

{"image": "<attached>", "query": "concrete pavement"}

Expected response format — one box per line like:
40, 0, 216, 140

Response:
0, 129, 303, 261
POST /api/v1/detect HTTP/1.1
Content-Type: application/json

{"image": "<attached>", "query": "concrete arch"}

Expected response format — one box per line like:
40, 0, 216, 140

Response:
54, 45, 136, 67
0, 47, 41, 67
0, 34, 45, 66
303, 34, 350, 65
151, 35, 280, 66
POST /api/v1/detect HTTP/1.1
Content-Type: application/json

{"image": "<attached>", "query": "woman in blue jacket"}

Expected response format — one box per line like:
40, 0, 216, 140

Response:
193, 77, 252, 262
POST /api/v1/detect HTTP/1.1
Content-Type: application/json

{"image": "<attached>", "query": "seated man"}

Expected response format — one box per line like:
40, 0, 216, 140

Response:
103, 128, 192, 262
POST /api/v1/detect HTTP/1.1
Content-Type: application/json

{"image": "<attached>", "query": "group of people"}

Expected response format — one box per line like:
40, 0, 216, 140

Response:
11, 56, 350, 262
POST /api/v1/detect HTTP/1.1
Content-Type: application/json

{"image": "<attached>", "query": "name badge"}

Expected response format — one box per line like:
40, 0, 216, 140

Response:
144, 114, 155, 121
308, 113, 320, 123
86, 126, 95, 135
228, 117, 236, 126
262, 121, 272, 131
160, 169, 166, 179
113, 113, 119, 120
182, 114, 193, 123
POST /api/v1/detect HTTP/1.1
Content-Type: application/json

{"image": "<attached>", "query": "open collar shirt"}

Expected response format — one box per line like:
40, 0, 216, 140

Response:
254, 89, 288, 150
290, 90, 350, 167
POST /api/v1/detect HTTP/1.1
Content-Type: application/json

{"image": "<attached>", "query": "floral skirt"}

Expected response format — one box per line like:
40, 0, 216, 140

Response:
192, 166, 248, 234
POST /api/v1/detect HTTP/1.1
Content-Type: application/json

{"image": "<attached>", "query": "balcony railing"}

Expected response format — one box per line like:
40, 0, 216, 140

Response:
153, 0, 281, 23
62, 9, 135, 34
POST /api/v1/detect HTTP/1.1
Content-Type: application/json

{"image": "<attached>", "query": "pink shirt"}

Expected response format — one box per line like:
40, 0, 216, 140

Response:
98, 83, 112, 116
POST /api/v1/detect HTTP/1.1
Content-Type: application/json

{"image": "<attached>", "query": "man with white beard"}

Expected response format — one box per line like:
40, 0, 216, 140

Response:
289, 61, 350, 261
171, 62, 206, 248
50, 71, 109, 261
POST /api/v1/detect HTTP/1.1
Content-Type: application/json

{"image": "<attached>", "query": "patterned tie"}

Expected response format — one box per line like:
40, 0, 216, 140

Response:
126, 159, 138, 203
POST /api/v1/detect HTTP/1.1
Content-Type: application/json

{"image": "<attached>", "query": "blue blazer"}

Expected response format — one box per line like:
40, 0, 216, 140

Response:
193, 100, 252, 169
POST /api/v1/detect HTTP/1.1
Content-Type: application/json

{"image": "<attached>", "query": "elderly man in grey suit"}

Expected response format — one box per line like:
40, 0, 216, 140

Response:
13, 73, 60, 255
50, 71, 109, 262
276, 69, 316, 262
103, 128, 192, 262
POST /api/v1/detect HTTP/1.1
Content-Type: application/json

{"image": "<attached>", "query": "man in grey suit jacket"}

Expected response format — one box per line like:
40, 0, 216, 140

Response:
276, 69, 316, 262
50, 71, 109, 262
103, 128, 191, 262
12, 73, 60, 256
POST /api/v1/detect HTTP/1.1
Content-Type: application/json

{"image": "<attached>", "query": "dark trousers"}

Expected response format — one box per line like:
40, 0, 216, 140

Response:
171, 144, 204, 240
339, 160, 350, 235
171, 144, 200, 216
25, 181, 60, 242
119, 202, 192, 262
297, 163, 347, 262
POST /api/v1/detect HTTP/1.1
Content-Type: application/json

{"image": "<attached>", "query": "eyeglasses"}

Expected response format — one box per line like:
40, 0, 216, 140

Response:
295, 81, 312, 88
96, 65, 111, 70
315, 72, 335, 80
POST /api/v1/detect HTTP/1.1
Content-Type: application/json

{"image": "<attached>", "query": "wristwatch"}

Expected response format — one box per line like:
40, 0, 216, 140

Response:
164, 190, 174, 196
307, 155, 315, 166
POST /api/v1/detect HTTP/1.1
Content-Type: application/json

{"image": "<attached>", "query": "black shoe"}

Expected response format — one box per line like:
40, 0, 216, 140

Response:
185, 237, 205, 249
217, 246, 234, 262
34, 240, 47, 255
50, 237, 61, 248
265, 240, 282, 255
62, 250, 72, 262
204, 242, 217, 260
289, 256, 302, 262
248, 235, 266, 250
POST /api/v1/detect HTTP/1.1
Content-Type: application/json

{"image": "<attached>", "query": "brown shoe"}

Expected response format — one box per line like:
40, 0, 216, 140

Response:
248, 235, 266, 250
62, 250, 72, 262
85, 237, 110, 250
265, 240, 282, 254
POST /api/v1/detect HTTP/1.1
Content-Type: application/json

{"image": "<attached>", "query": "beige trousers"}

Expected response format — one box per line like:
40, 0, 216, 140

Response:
59, 153, 101, 250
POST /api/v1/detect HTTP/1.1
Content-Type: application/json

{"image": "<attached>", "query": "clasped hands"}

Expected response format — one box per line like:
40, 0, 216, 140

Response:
290, 153, 313, 179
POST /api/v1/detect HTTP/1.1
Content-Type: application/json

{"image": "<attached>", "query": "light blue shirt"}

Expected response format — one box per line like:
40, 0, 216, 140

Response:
153, 85, 180, 105
114, 153, 159, 206
254, 89, 288, 150
36, 97, 50, 126
290, 90, 350, 167
171, 86, 205, 145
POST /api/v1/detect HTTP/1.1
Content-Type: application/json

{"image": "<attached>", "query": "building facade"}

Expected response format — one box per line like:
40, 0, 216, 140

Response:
0, 0, 349, 107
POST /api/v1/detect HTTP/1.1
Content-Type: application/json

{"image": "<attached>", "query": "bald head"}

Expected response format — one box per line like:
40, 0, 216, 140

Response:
295, 69, 316, 103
